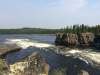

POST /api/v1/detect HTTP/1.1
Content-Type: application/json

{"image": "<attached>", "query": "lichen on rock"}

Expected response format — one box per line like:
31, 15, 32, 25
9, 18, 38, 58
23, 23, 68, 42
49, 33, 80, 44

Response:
0, 58, 9, 75
8, 52, 49, 75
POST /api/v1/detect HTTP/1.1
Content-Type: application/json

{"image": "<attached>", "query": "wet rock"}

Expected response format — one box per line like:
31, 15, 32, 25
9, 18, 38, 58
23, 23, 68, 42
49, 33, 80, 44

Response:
0, 44, 21, 58
63, 33, 78, 47
5, 46, 100, 75
6, 46, 68, 75
78, 32, 94, 47
94, 34, 100, 49
0, 58, 9, 75
55, 33, 78, 47
55, 33, 64, 46
8, 52, 50, 75
78, 70, 89, 75
0, 37, 99, 75
55, 32, 95, 48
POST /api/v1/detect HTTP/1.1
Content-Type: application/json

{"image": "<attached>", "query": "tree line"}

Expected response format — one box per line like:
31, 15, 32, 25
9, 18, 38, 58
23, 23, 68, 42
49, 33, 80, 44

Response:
62, 24, 100, 35
0, 24, 99, 34
0, 28, 59, 34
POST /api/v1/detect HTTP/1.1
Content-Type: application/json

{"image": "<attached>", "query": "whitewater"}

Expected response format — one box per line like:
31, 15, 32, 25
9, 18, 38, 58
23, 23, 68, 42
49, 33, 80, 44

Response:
4, 38, 100, 67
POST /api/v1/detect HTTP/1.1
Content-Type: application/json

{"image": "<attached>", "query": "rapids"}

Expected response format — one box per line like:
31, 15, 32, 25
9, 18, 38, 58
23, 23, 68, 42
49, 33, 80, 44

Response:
4, 38, 100, 66
3, 38, 100, 75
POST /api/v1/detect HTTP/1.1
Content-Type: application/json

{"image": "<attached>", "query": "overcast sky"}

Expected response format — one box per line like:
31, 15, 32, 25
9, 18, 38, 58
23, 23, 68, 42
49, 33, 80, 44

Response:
0, 0, 100, 29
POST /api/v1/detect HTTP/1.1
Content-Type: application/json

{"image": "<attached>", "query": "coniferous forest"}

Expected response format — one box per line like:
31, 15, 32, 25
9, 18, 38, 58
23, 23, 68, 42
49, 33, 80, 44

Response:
0, 24, 99, 34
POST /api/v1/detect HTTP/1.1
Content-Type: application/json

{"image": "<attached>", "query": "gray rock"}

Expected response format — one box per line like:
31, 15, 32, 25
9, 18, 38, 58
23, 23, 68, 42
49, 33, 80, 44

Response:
0, 44, 21, 58
55, 32, 96, 48
78, 32, 94, 47
94, 34, 100, 49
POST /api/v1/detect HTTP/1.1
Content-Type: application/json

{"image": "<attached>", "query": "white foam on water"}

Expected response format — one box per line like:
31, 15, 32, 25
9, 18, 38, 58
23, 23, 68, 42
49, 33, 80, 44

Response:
4, 39, 53, 49
67, 49, 82, 54
66, 49, 89, 64
85, 52, 100, 64
66, 49, 100, 64
4, 38, 100, 65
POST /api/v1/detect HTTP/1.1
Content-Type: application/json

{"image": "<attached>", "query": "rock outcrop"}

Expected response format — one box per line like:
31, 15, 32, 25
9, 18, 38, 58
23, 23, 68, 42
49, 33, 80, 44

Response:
2, 47, 100, 75
55, 33, 64, 46
5, 47, 67, 75
55, 32, 100, 48
0, 59, 9, 75
94, 34, 100, 49
0, 44, 21, 58
9, 52, 50, 75
78, 32, 94, 47
55, 33, 78, 47
63, 33, 78, 47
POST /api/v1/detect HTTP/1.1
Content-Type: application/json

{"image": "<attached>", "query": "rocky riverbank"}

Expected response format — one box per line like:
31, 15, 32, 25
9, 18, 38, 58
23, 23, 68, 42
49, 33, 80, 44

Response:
0, 44, 21, 57
0, 44, 21, 75
1, 46, 100, 75
0, 39, 100, 75
55, 32, 100, 49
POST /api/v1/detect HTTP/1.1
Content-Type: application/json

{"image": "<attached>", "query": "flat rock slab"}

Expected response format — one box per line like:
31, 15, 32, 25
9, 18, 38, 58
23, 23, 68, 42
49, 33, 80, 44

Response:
0, 44, 21, 57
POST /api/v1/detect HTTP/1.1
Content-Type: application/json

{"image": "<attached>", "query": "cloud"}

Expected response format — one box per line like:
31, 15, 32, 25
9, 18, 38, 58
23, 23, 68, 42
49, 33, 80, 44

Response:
46, 0, 88, 12
64, 0, 88, 11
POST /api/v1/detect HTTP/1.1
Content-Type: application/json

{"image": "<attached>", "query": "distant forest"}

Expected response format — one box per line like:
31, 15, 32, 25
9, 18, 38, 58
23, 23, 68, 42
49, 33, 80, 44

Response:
0, 24, 99, 34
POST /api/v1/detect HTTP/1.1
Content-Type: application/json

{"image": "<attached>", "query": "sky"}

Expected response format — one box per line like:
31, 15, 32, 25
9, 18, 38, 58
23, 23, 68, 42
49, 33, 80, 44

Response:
0, 0, 100, 29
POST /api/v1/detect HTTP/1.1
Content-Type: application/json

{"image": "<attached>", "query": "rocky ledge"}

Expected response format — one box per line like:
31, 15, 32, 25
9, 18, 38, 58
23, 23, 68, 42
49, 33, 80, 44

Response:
0, 44, 21, 58
55, 32, 100, 49
0, 46, 100, 75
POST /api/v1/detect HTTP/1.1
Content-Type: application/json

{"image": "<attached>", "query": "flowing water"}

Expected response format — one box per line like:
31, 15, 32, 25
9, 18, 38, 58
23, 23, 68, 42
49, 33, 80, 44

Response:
0, 34, 56, 44
0, 34, 100, 75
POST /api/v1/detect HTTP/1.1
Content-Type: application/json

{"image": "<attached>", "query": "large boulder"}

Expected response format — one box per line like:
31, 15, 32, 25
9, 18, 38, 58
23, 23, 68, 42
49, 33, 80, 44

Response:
55, 33, 78, 47
63, 33, 78, 47
78, 32, 94, 47
0, 58, 9, 75
0, 44, 21, 58
94, 34, 100, 49
55, 33, 64, 46
9, 52, 50, 75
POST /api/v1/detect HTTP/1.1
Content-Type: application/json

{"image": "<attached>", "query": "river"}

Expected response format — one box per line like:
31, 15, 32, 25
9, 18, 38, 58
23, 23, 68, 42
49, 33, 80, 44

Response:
0, 34, 100, 75
0, 34, 56, 44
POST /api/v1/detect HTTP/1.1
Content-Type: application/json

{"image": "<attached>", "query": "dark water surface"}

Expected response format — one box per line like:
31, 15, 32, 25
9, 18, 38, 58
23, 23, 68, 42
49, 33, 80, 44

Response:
0, 34, 56, 44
